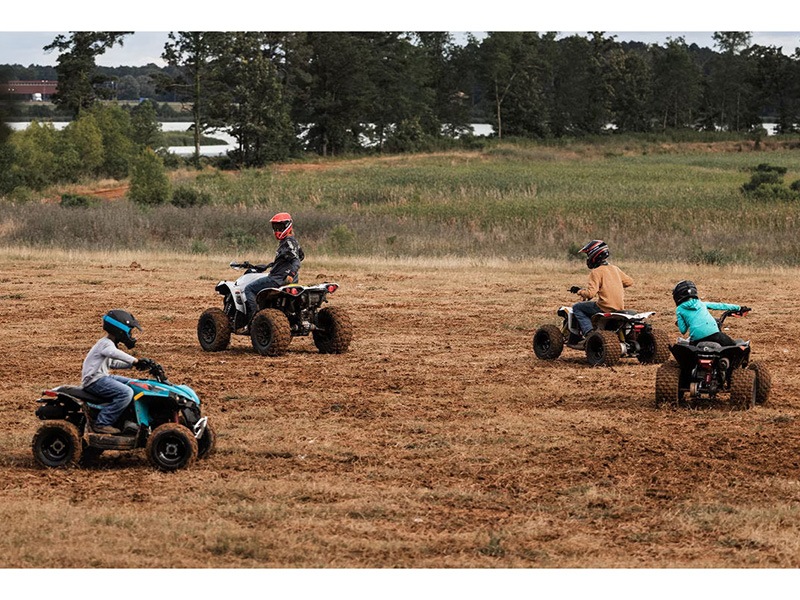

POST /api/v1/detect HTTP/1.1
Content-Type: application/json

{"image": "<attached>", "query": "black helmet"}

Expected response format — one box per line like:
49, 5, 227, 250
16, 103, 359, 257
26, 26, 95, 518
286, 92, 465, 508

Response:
579, 240, 610, 269
102, 309, 142, 349
672, 280, 698, 306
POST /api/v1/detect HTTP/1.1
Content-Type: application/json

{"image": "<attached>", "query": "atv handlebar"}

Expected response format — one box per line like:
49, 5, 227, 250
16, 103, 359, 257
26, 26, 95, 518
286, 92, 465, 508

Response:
716, 307, 751, 326
229, 261, 269, 273
136, 359, 169, 383
568, 286, 582, 294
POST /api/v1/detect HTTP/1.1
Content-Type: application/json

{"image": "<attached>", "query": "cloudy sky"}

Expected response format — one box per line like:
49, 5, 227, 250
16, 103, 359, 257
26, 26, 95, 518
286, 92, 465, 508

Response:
2, 1, 797, 67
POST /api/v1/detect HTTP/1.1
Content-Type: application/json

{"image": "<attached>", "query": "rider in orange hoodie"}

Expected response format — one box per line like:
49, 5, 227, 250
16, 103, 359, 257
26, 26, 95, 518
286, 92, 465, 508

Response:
570, 240, 634, 337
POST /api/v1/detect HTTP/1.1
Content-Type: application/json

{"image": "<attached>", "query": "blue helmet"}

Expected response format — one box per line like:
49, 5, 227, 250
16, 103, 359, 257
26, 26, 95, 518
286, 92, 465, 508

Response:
102, 309, 141, 349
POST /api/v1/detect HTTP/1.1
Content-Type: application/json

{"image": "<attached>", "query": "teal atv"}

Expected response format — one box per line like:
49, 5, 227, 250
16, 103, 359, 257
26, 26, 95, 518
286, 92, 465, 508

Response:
32, 360, 214, 471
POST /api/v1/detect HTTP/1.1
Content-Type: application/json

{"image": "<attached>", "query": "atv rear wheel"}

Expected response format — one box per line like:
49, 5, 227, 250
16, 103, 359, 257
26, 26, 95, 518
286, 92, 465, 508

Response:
250, 309, 292, 356
748, 361, 772, 405
146, 423, 198, 471
313, 306, 353, 354
585, 330, 623, 366
637, 328, 671, 364
197, 308, 232, 352
32, 420, 82, 468
729, 368, 757, 410
655, 361, 682, 407
532, 324, 564, 360
197, 423, 216, 459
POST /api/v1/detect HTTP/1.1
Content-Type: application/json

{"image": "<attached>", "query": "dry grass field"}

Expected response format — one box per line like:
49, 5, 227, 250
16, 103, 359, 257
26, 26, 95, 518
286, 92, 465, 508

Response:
1, 247, 799, 569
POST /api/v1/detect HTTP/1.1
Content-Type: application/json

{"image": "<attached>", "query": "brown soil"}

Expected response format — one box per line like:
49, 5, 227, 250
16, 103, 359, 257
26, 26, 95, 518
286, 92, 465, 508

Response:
1, 251, 798, 568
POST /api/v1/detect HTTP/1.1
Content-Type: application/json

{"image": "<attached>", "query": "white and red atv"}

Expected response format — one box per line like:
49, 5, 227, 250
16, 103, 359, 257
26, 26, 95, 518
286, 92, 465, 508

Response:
533, 299, 670, 367
197, 261, 353, 356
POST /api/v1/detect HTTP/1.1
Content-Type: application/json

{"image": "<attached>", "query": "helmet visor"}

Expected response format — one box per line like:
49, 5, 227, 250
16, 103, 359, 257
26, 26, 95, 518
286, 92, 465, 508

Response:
272, 221, 290, 233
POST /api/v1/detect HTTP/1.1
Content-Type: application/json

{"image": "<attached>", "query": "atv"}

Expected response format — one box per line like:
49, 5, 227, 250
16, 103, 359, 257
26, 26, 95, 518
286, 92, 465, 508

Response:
32, 360, 214, 471
197, 261, 353, 357
533, 292, 670, 366
655, 307, 771, 410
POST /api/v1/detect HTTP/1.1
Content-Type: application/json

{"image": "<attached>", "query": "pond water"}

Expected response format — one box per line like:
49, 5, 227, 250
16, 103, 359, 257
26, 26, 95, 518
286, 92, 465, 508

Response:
7, 121, 781, 157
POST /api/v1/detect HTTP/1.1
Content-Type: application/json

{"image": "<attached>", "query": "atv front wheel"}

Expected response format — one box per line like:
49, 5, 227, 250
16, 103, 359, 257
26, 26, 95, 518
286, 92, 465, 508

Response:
32, 420, 82, 468
197, 308, 232, 352
748, 361, 772, 405
313, 306, 353, 354
532, 324, 564, 360
729, 368, 757, 410
585, 330, 623, 366
250, 309, 292, 356
146, 423, 198, 471
637, 328, 671, 364
655, 361, 682, 407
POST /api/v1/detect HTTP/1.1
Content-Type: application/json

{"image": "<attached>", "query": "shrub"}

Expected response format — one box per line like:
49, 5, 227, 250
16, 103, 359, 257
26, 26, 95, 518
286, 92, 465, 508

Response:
60, 193, 100, 208
8, 186, 34, 203
223, 227, 258, 251
328, 224, 356, 253
741, 163, 799, 200
128, 148, 171, 206
171, 186, 212, 208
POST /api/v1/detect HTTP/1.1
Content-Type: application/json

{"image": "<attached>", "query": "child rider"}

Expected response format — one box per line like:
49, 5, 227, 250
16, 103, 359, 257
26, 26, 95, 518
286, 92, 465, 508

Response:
672, 280, 749, 346
570, 240, 634, 340
243, 212, 305, 321
81, 309, 150, 435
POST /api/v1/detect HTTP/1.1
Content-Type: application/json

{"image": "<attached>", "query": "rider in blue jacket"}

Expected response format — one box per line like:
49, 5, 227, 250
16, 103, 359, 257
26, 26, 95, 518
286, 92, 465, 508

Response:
672, 280, 745, 345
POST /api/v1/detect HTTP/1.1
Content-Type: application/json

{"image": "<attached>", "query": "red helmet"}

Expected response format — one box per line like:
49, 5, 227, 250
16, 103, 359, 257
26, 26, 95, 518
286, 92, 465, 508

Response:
270, 212, 293, 240
579, 239, 610, 269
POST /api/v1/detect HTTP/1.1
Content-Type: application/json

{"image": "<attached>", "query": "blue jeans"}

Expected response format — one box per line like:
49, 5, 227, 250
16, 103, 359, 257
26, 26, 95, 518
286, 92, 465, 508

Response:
244, 274, 291, 318
572, 301, 602, 336
85, 375, 134, 427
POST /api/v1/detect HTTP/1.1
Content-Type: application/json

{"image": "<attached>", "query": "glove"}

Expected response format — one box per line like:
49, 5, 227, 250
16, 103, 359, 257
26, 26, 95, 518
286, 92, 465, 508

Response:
254, 264, 269, 272
569, 286, 581, 294
739, 306, 751, 314
135, 358, 154, 371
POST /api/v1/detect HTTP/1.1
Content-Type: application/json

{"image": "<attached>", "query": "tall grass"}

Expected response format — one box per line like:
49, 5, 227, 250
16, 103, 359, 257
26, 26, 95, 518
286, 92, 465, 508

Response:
2, 141, 800, 265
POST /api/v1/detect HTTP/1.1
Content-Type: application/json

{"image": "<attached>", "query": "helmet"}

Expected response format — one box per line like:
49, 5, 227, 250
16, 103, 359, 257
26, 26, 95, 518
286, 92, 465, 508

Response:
102, 309, 141, 349
270, 212, 293, 240
672, 280, 698, 306
579, 240, 610, 269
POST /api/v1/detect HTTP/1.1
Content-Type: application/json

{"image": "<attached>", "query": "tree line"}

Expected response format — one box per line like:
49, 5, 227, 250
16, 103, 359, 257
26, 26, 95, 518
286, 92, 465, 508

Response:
2, 31, 800, 194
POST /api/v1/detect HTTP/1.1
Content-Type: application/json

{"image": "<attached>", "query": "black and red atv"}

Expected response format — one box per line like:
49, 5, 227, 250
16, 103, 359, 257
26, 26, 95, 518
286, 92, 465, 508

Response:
655, 307, 771, 410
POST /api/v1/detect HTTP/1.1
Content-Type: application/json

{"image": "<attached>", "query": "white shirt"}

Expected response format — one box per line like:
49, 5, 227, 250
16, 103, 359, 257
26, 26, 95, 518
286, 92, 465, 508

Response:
81, 336, 136, 388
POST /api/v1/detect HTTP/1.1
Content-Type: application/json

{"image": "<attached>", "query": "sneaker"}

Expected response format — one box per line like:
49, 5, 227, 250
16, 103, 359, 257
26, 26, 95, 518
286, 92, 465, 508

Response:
93, 424, 121, 435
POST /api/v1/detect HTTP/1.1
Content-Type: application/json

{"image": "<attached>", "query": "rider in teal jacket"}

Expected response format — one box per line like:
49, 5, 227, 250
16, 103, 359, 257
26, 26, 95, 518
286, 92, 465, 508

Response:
672, 280, 741, 344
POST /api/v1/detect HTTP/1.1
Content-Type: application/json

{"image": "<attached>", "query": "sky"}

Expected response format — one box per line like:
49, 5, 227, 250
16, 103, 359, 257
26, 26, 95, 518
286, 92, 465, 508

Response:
1, 1, 798, 67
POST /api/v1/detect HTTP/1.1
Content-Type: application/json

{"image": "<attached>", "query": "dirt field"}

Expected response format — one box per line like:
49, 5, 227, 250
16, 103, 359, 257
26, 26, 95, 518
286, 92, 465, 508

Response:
1, 247, 799, 569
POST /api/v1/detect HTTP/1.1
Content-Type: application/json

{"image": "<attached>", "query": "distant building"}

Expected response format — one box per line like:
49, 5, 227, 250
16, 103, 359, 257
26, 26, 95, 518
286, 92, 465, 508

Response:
5, 80, 58, 101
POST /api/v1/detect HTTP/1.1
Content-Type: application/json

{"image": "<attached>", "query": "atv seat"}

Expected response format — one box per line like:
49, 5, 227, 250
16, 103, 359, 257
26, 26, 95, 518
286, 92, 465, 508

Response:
694, 342, 723, 352
56, 385, 110, 404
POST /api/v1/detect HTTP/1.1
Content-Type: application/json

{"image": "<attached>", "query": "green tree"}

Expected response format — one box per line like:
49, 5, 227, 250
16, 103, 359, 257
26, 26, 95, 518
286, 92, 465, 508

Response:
43, 32, 131, 118
162, 32, 226, 167
58, 114, 105, 180
91, 103, 135, 179
128, 148, 171, 205
207, 33, 295, 167
298, 32, 374, 155
414, 32, 472, 137
651, 37, 703, 130
130, 100, 162, 148
706, 32, 756, 132
749, 44, 800, 134
9, 121, 59, 189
